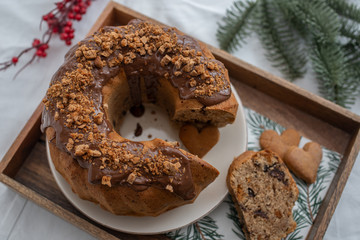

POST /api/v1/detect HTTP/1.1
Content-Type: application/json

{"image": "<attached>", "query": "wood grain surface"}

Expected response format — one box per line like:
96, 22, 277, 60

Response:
1, 1, 360, 240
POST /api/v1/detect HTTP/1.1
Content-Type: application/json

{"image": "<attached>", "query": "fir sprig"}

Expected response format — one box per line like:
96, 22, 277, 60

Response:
225, 195, 246, 239
310, 41, 354, 106
185, 216, 224, 240
217, 0, 360, 108
324, 149, 342, 174
285, 208, 308, 240
217, 0, 258, 52
343, 42, 360, 85
166, 229, 185, 240
340, 19, 360, 41
167, 216, 223, 240
246, 108, 285, 137
294, 164, 329, 226
327, 0, 360, 23
299, 0, 341, 43
255, 0, 306, 81
274, 0, 308, 38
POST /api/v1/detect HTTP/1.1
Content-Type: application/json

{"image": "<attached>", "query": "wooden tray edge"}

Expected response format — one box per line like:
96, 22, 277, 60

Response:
308, 128, 360, 239
0, 173, 119, 240
0, 103, 43, 176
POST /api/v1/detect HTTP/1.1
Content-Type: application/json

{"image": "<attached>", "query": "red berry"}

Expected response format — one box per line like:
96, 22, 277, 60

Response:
86, 0, 91, 6
65, 40, 72, 46
68, 33, 74, 39
73, 5, 80, 13
36, 49, 44, 57
60, 33, 68, 40
56, 2, 64, 10
75, 14, 82, 21
42, 15, 48, 21
68, 12, 74, 19
47, 19, 55, 27
39, 44, 49, 51
12, 57, 18, 64
65, 21, 72, 27
41, 51, 47, 57
52, 27, 59, 33
32, 39, 41, 47
64, 26, 71, 33
48, 12, 54, 19
80, 7, 86, 14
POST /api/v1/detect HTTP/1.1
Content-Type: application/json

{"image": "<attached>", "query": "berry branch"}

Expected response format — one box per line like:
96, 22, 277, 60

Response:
0, 0, 93, 78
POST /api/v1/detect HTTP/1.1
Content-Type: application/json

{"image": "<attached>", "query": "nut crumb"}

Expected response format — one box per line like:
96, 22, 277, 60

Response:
74, 144, 89, 156
127, 171, 137, 184
101, 176, 112, 187
94, 56, 103, 68
94, 112, 104, 125
88, 149, 101, 157
166, 184, 174, 192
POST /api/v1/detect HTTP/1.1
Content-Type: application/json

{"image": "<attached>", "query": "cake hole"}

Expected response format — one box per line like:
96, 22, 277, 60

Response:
118, 103, 184, 146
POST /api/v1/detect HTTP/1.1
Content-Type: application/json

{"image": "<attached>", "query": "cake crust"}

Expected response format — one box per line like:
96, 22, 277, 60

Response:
47, 128, 219, 216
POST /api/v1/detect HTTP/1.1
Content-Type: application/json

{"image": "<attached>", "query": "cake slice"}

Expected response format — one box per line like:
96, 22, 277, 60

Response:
227, 150, 299, 240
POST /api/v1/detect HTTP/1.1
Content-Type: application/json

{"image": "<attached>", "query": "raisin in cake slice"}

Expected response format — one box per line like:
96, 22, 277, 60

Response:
227, 150, 299, 240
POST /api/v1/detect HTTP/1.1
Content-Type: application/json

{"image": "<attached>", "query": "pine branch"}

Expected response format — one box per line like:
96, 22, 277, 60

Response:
255, 0, 307, 81
306, 185, 315, 222
340, 19, 360, 42
167, 229, 186, 240
300, 0, 341, 43
225, 195, 246, 239
297, 0, 341, 44
324, 149, 342, 174
217, 0, 258, 52
294, 161, 330, 225
216, 0, 360, 108
246, 108, 285, 137
296, 1, 355, 107
311, 41, 357, 107
327, 0, 360, 23
285, 208, 308, 240
247, 141, 260, 151
274, 0, 309, 38
309, 175, 327, 216
294, 177, 315, 225
186, 216, 223, 240
343, 42, 360, 90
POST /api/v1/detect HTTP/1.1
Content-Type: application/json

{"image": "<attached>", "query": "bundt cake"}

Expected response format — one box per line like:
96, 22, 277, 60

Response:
42, 19, 238, 216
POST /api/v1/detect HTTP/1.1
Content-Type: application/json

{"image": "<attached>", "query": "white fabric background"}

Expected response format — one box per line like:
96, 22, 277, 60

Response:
0, 0, 359, 239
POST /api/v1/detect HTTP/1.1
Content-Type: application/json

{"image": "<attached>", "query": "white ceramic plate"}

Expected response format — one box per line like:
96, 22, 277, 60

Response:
46, 85, 247, 235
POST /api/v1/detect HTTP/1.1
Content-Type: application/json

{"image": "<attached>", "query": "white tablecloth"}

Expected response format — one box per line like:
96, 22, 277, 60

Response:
0, 0, 359, 239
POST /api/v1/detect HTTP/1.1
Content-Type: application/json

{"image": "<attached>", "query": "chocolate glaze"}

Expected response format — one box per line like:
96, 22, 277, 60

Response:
134, 123, 142, 137
130, 105, 145, 117
41, 20, 228, 200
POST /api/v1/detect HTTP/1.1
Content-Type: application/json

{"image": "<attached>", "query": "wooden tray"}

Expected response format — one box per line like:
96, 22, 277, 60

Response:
1, 1, 360, 239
